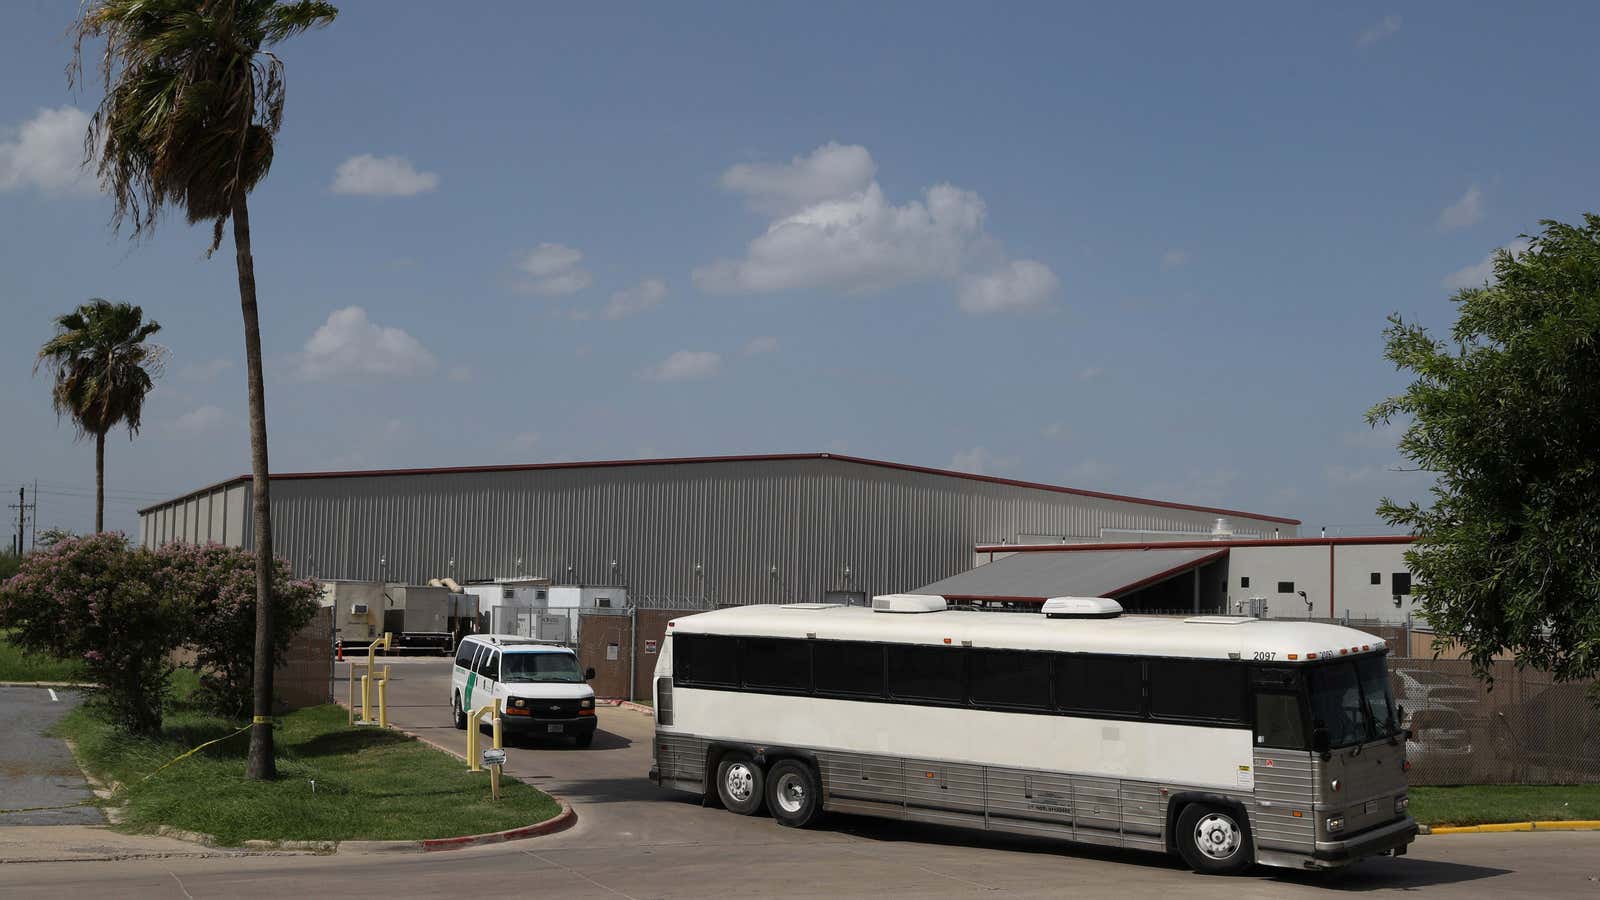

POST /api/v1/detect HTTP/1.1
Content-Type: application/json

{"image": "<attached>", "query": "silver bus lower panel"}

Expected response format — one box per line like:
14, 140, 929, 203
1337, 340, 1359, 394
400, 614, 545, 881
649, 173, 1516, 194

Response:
653, 732, 1348, 866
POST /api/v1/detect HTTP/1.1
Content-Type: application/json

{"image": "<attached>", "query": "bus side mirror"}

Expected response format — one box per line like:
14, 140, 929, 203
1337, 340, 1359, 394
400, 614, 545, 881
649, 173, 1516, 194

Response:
585, 667, 596, 681
1311, 727, 1331, 758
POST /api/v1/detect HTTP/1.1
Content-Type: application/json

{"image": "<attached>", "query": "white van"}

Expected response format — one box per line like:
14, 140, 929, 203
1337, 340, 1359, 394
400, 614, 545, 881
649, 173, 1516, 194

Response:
450, 635, 599, 747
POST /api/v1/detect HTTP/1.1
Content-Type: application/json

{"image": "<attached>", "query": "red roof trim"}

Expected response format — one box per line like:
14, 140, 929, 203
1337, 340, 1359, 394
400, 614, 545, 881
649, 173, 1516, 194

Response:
137, 452, 1300, 524
1104, 548, 1231, 597
976, 535, 1416, 553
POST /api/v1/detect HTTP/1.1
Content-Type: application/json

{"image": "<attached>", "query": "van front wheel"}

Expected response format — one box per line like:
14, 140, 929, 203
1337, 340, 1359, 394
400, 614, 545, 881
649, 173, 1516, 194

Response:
452, 693, 467, 730
715, 753, 765, 815
1176, 803, 1253, 875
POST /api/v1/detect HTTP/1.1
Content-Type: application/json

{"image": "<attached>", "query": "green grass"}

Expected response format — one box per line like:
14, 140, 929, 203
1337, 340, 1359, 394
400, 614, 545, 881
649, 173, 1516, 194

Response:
56, 693, 561, 845
1411, 785, 1600, 827
0, 630, 88, 682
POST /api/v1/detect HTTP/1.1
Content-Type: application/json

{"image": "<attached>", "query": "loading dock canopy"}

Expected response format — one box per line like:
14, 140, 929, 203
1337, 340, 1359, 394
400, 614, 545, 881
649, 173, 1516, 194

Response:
917, 547, 1227, 603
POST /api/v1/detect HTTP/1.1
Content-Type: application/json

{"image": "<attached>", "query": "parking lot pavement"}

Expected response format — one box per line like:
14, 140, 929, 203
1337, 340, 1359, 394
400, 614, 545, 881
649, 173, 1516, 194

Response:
0, 686, 104, 826
5, 661, 1598, 896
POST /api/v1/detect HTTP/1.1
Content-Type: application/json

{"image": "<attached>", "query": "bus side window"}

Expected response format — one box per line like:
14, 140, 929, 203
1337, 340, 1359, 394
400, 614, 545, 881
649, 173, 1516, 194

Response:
813, 641, 885, 698
1253, 693, 1307, 749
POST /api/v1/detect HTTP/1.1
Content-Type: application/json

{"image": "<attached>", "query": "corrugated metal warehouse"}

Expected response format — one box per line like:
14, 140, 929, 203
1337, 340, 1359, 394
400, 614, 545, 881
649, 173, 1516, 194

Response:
136, 453, 1299, 606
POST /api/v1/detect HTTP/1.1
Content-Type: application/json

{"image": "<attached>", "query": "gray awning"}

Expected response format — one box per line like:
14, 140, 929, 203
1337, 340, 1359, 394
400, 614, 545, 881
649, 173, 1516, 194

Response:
916, 547, 1228, 601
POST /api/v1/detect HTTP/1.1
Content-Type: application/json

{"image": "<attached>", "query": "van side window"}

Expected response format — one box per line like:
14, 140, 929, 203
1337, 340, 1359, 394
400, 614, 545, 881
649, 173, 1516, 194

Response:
454, 642, 475, 669
478, 649, 500, 680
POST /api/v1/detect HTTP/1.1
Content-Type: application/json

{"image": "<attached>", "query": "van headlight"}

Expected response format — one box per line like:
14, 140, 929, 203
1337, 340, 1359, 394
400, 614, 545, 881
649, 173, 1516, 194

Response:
1395, 796, 1409, 814
580, 698, 594, 709
1327, 815, 1346, 833
513, 699, 526, 708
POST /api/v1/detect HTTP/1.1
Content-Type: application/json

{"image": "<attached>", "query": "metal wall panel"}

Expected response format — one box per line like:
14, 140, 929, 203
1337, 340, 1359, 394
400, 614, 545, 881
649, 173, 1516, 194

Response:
142, 458, 1296, 601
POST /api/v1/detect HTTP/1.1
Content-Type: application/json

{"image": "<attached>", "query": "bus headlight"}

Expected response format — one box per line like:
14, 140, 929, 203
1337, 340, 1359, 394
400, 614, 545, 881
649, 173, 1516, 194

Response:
1395, 796, 1409, 814
1327, 815, 1346, 833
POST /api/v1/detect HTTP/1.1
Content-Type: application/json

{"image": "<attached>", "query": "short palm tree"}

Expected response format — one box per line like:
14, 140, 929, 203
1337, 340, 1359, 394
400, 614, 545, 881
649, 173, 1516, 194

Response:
36, 300, 165, 533
71, 0, 338, 779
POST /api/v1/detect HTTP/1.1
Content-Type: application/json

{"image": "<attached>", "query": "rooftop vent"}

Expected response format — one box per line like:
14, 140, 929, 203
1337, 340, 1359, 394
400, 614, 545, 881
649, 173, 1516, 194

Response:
1041, 596, 1123, 619
871, 593, 948, 614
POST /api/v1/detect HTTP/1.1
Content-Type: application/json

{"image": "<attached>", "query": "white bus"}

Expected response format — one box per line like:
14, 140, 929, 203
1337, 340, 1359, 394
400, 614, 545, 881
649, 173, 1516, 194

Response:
649, 594, 1416, 874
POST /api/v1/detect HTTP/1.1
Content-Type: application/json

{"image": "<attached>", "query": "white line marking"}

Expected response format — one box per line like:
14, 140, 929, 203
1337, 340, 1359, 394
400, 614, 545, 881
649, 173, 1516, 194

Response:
48, 689, 59, 702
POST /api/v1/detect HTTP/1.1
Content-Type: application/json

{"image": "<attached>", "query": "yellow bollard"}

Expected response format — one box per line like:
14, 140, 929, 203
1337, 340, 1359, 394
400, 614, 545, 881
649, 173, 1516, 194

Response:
490, 699, 504, 801
492, 698, 503, 751
377, 666, 391, 728
360, 673, 371, 723
467, 702, 501, 772
347, 662, 356, 725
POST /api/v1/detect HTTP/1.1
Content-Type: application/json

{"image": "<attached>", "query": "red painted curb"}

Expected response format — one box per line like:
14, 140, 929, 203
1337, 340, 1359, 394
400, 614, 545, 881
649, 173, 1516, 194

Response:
420, 798, 576, 851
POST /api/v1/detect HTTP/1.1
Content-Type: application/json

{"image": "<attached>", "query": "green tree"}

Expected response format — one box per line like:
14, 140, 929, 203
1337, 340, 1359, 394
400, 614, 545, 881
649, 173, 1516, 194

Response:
1370, 215, 1600, 681
71, 0, 338, 779
35, 299, 164, 533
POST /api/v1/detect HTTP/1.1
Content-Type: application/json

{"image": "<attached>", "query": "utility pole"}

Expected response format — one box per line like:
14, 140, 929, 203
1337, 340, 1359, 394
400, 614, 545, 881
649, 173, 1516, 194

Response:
8, 486, 24, 556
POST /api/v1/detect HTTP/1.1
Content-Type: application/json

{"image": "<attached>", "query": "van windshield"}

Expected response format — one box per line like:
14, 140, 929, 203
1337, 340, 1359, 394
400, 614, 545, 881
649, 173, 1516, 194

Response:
502, 652, 583, 684
1308, 656, 1399, 748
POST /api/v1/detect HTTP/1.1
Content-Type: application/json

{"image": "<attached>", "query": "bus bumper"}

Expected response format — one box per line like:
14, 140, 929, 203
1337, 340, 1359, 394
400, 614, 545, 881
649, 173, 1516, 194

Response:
1311, 816, 1418, 866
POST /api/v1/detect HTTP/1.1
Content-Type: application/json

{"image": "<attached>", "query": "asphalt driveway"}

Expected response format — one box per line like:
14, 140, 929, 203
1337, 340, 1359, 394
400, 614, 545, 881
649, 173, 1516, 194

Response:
0, 686, 103, 826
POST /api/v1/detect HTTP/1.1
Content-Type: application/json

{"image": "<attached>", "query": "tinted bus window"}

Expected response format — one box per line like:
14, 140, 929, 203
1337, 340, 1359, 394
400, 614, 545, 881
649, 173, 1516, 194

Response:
674, 634, 739, 686
969, 649, 1051, 710
1149, 660, 1245, 723
1055, 655, 1143, 715
887, 645, 964, 703
741, 637, 811, 691
813, 641, 884, 698
1254, 693, 1307, 748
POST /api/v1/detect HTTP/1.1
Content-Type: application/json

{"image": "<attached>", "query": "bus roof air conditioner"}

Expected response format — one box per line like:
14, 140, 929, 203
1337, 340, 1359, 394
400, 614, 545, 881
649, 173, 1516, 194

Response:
1041, 596, 1123, 619
871, 593, 948, 613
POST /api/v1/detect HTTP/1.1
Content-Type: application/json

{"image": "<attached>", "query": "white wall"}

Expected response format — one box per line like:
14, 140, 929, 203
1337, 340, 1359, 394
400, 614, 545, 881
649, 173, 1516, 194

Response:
1330, 544, 1417, 622
1228, 543, 1415, 623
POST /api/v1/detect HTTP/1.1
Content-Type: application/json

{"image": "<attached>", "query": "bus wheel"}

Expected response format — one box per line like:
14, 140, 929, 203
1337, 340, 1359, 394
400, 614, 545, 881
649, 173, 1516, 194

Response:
1176, 803, 1253, 875
452, 693, 467, 730
715, 753, 765, 815
765, 760, 820, 828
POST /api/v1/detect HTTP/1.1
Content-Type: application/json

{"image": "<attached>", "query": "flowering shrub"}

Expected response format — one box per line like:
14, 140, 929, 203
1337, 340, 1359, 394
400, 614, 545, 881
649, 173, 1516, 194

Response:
0, 533, 186, 734
157, 542, 321, 718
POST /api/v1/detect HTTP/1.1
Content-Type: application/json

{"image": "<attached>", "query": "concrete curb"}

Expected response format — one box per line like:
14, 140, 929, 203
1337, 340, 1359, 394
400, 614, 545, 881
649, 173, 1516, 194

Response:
0, 680, 98, 689
1425, 820, 1600, 835
600, 699, 654, 715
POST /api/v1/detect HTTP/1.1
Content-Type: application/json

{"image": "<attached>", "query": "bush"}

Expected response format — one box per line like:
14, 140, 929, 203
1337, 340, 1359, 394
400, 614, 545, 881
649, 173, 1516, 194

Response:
0, 533, 187, 734
157, 543, 321, 718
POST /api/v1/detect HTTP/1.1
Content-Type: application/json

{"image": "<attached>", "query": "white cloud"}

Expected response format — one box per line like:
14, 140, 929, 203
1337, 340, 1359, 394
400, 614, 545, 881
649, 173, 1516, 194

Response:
741, 336, 780, 356
0, 107, 95, 195
330, 154, 439, 196
1078, 366, 1104, 381
603, 278, 668, 320
1064, 459, 1116, 482
648, 350, 721, 382
1140, 468, 1242, 506
382, 418, 415, 440
297, 306, 438, 381
174, 405, 227, 435
511, 431, 539, 451
1356, 15, 1401, 48
1343, 420, 1403, 450
1442, 238, 1531, 290
178, 358, 233, 382
1437, 184, 1484, 230
446, 365, 473, 383
1042, 423, 1069, 438
1159, 249, 1190, 271
695, 143, 1057, 315
958, 260, 1059, 314
720, 142, 877, 215
513, 243, 592, 296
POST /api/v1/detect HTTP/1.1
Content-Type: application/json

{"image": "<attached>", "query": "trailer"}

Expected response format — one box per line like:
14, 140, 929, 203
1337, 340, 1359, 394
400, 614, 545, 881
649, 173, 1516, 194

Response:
323, 580, 479, 655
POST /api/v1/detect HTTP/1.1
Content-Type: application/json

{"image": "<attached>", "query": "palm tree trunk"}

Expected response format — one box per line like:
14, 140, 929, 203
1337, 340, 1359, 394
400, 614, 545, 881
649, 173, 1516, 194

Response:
94, 430, 105, 533
234, 193, 277, 781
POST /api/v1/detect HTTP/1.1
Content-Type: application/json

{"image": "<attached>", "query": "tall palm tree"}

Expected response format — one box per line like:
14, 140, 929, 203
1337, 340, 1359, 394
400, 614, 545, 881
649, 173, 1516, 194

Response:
71, 0, 337, 779
36, 300, 165, 533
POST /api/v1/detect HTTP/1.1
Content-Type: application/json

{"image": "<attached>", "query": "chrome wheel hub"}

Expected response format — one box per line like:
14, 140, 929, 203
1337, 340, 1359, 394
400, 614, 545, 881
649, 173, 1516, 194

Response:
1194, 813, 1242, 860
726, 763, 755, 802
775, 773, 806, 814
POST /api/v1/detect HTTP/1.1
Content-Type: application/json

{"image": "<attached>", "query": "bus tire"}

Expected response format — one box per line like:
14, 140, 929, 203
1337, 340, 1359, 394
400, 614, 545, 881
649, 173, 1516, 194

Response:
452, 692, 468, 730
715, 753, 765, 815
1176, 802, 1253, 875
765, 759, 821, 828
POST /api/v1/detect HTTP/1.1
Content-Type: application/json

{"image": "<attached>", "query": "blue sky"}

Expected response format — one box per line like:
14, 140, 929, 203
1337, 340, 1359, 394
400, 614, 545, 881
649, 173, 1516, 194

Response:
3, 2, 1595, 538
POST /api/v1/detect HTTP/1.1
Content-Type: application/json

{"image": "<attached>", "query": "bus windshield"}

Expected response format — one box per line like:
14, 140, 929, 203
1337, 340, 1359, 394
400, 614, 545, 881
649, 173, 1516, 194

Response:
502, 652, 584, 684
1307, 656, 1398, 748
